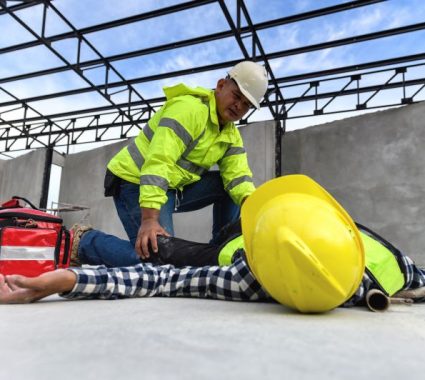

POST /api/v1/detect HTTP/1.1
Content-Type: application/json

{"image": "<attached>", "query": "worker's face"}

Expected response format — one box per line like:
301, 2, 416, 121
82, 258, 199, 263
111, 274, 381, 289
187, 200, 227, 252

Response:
215, 78, 253, 125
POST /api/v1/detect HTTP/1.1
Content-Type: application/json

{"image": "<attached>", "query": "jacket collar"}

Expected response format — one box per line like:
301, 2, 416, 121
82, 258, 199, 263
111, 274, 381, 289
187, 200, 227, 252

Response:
163, 83, 235, 133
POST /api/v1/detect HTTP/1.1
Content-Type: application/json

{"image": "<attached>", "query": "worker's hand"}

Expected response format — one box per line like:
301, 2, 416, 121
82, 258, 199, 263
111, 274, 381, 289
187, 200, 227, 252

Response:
135, 218, 170, 260
0, 270, 77, 304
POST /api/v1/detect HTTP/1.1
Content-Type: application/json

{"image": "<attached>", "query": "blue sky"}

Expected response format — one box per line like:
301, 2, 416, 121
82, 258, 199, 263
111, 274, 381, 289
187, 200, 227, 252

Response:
1, 0, 425, 156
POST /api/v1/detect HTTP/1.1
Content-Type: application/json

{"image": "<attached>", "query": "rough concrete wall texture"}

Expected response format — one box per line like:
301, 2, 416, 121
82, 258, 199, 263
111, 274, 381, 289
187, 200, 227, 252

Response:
282, 101, 425, 265
241, 121, 276, 187
59, 141, 128, 238
0, 159, 5, 190
0, 149, 47, 206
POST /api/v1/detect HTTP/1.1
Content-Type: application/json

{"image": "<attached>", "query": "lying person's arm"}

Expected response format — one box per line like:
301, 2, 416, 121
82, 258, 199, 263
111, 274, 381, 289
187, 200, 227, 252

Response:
0, 257, 269, 304
0, 270, 77, 303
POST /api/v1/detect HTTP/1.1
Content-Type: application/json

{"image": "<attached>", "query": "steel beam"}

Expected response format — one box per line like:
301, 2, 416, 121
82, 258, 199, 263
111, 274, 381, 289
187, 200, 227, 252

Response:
0, 0, 383, 55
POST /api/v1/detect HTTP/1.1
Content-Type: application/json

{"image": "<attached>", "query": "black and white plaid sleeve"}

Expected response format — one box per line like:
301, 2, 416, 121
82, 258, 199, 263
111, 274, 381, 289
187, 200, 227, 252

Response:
62, 256, 269, 302
343, 254, 425, 307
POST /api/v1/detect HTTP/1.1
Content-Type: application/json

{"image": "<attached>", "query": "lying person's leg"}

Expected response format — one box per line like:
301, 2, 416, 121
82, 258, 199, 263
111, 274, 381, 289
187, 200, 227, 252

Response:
75, 228, 220, 267
0, 254, 269, 304
155, 219, 243, 267
155, 235, 220, 267
77, 229, 144, 267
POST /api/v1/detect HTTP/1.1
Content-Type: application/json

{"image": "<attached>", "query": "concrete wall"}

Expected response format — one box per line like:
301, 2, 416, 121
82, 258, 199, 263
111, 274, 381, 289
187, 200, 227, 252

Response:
59, 141, 128, 238
0, 159, 5, 187
282, 102, 425, 265
0, 150, 47, 207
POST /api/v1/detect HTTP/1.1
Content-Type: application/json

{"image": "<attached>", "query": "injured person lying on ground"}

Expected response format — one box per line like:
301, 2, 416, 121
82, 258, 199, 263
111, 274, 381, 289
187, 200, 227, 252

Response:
1, 175, 425, 313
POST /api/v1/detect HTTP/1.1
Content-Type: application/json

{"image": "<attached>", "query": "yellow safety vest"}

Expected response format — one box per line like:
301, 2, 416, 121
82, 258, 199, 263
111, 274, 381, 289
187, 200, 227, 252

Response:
360, 227, 405, 296
218, 226, 406, 296
107, 83, 255, 210
218, 235, 245, 266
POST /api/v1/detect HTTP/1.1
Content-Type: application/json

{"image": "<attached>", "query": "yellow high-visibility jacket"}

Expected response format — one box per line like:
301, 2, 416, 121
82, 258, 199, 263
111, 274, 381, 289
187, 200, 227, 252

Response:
107, 83, 255, 210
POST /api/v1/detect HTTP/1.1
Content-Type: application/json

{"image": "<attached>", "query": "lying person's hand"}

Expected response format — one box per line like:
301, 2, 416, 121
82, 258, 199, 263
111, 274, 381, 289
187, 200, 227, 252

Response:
0, 270, 77, 304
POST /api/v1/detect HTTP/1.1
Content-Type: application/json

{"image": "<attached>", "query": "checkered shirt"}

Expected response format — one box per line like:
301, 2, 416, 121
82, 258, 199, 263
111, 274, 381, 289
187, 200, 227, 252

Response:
62, 251, 425, 307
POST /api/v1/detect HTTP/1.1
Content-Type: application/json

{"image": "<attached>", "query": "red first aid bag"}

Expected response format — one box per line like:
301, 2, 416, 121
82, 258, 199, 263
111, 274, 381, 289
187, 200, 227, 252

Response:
0, 196, 71, 277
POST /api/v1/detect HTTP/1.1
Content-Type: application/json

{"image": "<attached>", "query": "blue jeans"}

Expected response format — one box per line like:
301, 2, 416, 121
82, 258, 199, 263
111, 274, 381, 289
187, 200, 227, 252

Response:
78, 229, 141, 267
113, 171, 240, 246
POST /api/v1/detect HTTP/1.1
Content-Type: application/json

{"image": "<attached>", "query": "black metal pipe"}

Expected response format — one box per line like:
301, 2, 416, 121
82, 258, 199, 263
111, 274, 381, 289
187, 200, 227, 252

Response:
1, 64, 424, 113
1, 1, 155, 124
275, 120, 282, 177
2, 18, 424, 106
4, 52, 424, 126
1, 74, 424, 135
39, 146, 53, 209
275, 52, 425, 84
0, 0, 383, 55
279, 77, 425, 104
0, 0, 42, 16
4, 71, 424, 143
0, 3, 397, 86
2, 98, 423, 152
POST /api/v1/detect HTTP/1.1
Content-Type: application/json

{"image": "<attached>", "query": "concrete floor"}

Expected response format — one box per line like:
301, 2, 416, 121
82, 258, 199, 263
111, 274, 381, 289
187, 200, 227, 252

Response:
1, 295, 424, 380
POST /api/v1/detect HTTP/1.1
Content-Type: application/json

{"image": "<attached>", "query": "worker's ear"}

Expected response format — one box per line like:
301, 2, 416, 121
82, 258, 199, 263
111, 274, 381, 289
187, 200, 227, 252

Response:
216, 78, 226, 93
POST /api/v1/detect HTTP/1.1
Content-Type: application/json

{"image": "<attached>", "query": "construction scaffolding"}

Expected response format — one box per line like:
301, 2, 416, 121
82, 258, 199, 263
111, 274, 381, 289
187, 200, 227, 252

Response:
0, 0, 424, 161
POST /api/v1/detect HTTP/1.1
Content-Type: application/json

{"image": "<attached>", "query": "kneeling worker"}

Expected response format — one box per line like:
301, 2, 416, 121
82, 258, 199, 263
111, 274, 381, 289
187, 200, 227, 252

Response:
1, 175, 424, 313
105, 61, 269, 259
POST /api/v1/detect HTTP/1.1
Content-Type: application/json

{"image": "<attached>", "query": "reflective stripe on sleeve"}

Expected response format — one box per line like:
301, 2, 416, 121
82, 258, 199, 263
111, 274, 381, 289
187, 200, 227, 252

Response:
140, 175, 169, 191
159, 117, 192, 147
223, 146, 246, 158
226, 175, 253, 191
143, 123, 154, 141
127, 138, 145, 169
176, 128, 207, 175
0, 246, 55, 261
176, 157, 207, 176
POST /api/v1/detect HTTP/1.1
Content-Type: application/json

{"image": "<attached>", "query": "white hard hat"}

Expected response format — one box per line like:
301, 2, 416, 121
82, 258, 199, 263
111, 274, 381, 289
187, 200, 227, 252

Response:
228, 61, 268, 109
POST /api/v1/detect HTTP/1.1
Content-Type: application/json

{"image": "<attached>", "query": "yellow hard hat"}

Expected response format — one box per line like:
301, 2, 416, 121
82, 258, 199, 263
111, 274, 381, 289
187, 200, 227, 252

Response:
241, 175, 365, 313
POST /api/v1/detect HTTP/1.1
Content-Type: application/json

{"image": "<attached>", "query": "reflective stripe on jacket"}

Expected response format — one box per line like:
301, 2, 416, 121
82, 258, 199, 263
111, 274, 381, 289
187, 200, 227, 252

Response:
107, 83, 255, 209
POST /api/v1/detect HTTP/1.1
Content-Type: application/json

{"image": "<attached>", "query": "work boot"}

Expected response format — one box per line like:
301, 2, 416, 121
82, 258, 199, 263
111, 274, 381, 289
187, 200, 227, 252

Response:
69, 224, 92, 267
